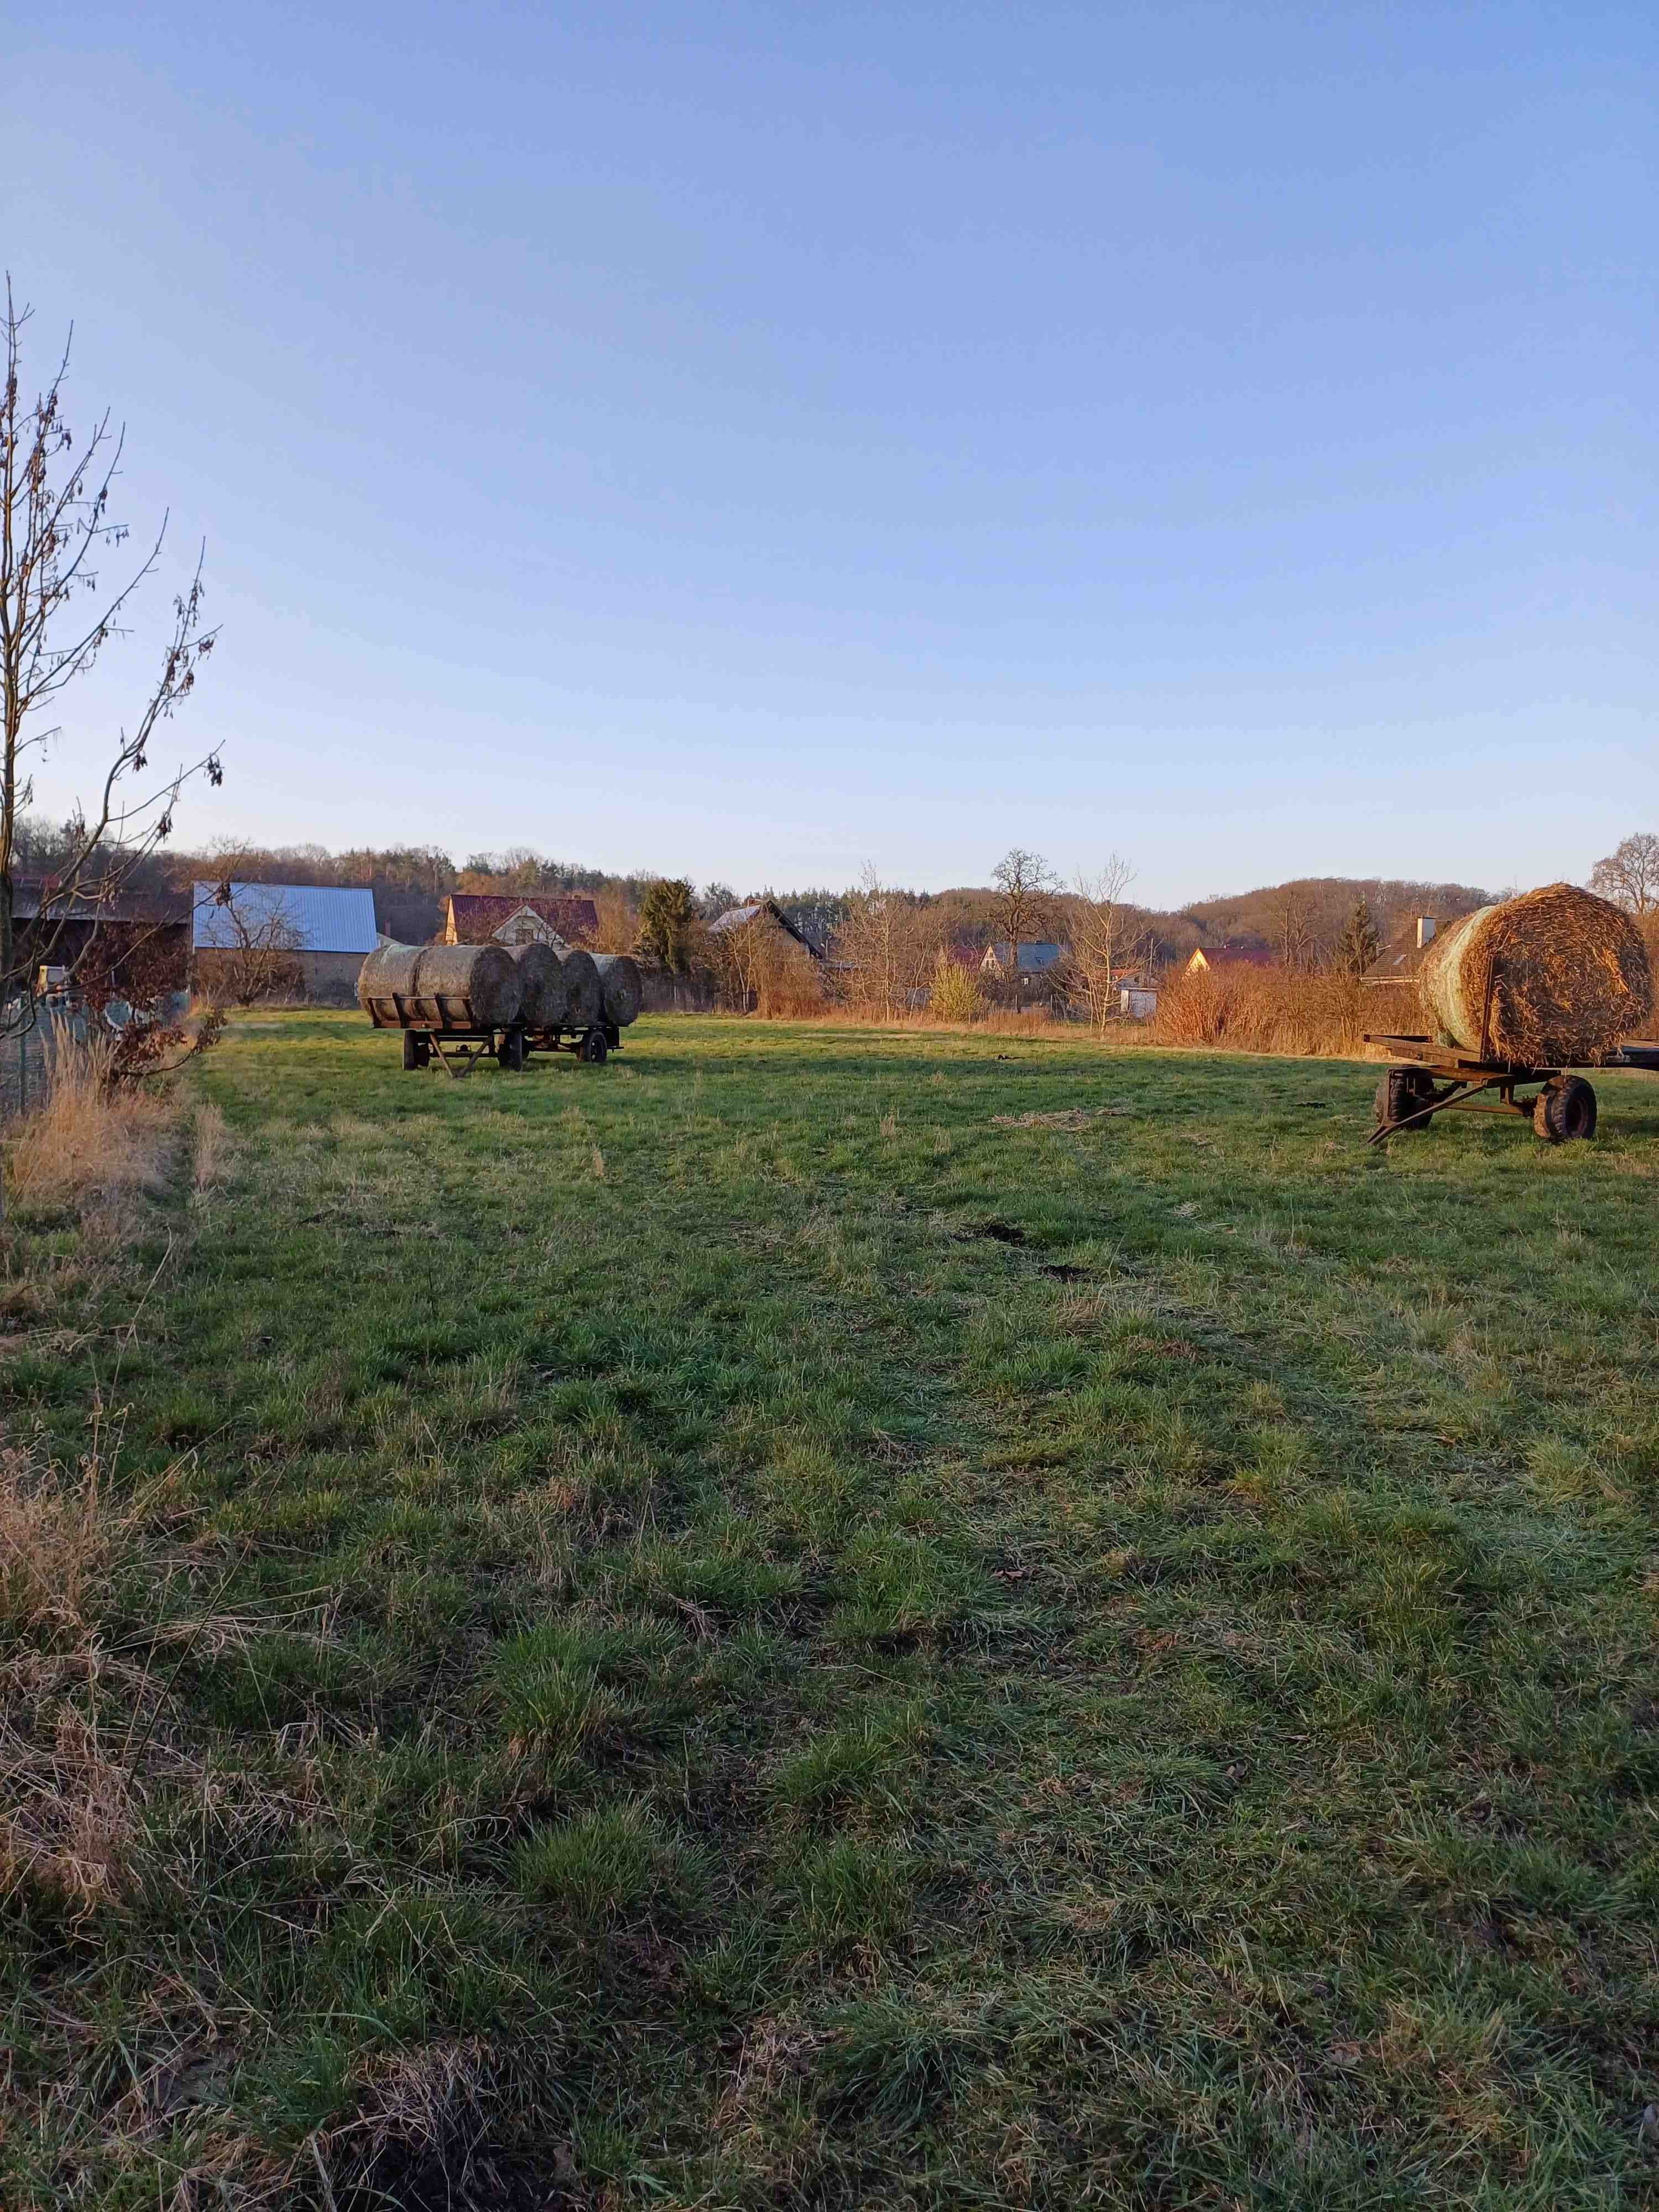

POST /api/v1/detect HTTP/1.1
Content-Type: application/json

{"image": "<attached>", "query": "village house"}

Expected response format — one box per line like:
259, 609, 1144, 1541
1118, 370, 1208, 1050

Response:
707, 900, 824, 960
1184, 940, 1275, 976
979, 939, 1068, 980
1364, 915, 1441, 983
192, 882, 379, 1005
980, 940, 1073, 1006
706, 900, 824, 1011
440, 893, 599, 949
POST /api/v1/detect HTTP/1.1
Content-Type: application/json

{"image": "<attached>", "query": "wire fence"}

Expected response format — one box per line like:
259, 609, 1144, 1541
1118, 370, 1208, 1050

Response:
0, 1005, 89, 1121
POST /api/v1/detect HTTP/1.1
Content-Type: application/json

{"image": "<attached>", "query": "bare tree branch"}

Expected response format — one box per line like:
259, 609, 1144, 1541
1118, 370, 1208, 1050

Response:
0, 279, 223, 1051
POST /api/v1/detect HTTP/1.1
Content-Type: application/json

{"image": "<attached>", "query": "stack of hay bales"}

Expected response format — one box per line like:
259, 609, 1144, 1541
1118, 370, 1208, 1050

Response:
1419, 884, 1651, 1064
357, 943, 523, 1027
360, 939, 646, 1037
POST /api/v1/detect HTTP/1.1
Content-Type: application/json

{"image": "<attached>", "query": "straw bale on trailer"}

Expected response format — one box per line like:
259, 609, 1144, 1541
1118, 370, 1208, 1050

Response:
507, 941, 569, 1029
1419, 884, 1651, 1065
357, 942, 523, 1029
591, 953, 643, 1026
559, 949, 604, 1026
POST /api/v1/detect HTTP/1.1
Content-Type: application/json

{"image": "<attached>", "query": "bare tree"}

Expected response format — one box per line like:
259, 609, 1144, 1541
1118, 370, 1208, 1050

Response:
1589, 833, 1659, 915
990, 848, 1056, 995
0, 279, 222, 1032
834, 869, 942, 1019
1270, 885, 1317, 972
1070, 854, 1144, 1028
199, 885, 305, 1008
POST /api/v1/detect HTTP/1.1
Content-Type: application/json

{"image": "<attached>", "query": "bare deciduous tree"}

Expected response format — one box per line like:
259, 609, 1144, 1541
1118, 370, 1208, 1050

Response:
834, 869, 942, 1019
989, 848, 1056, 994
1270, 885, 1317, 972
0, 279, 222, 1031
1070, 854, 1145, 1028
1589, 833, 1659, 916
197, 885, 305, 1008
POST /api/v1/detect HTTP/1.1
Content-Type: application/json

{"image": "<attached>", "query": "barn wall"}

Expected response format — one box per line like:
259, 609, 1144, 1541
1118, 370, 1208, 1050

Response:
297, 951, 368, 1005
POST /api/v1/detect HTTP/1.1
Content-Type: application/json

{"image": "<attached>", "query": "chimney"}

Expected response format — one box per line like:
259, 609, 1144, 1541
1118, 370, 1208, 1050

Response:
1416, 916, 1437, 950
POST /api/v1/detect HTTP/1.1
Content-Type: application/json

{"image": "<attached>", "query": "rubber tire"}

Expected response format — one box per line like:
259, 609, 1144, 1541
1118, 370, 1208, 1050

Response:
402, 1030, 430, 1071
497, 1030, 526, 1072
1533, 1075, 1597, 1143
1374, 1068, 1434, 1132
578, 1028, 608, 1065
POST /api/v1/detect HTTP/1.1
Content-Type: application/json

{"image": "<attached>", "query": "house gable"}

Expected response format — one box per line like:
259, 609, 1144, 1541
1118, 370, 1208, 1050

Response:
442, 893, 599, 947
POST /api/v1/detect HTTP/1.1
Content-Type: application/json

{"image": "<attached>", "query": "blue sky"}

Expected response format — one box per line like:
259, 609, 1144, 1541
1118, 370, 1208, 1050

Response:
6, 1, 1655, 904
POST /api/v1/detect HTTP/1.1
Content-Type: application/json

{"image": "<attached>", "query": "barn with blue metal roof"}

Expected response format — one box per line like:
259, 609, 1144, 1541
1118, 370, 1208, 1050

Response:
192, 881, 380, 1004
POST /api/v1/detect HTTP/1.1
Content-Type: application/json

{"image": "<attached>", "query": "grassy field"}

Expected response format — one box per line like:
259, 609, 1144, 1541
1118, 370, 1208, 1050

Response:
5, 1009, 1659, 2208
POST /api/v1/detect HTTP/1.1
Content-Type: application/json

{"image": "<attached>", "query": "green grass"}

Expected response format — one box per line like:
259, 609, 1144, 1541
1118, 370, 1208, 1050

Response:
6, 1008, 1659, 2207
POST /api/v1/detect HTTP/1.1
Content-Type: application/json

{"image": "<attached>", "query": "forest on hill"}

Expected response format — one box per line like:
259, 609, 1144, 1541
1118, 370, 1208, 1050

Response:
12, 815, 1494, 966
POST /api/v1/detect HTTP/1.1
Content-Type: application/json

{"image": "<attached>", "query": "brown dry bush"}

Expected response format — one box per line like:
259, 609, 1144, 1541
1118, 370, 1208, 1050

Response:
1149, 967, 1422, 1056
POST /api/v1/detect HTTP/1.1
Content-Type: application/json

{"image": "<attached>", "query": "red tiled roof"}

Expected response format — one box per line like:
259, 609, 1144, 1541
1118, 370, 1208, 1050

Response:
444, 893, 598, 944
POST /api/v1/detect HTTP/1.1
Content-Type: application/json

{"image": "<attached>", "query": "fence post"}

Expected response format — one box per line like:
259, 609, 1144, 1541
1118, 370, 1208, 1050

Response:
17, 1029, 25, 1117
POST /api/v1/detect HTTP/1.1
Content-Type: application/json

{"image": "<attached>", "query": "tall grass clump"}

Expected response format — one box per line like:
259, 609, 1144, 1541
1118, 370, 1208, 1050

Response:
1150, 968, 1422, 1056
6, 1029, 179, 1212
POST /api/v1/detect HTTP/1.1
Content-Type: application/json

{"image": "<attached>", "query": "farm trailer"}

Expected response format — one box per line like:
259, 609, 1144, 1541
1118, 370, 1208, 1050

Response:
1366, 1035, 1659, 1145
361, 994, 623, 1076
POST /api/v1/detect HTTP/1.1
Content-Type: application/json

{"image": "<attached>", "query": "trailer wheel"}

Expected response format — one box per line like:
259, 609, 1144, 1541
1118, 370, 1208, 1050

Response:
402, 1030, 431, 1071
1534, 1075, 1596, 1143
1375, 1068, 1433, 1131
497, 1030, 526, 1072
578, 1027, 608, 1065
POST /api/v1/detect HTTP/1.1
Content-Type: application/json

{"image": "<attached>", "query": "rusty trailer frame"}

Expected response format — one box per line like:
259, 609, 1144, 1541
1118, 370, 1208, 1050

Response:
1365, 1034, 1659, 1146
363, 993, 621, 1077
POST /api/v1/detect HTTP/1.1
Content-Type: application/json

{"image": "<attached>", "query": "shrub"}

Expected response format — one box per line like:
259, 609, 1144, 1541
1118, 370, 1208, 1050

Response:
927, 953, 985, 1023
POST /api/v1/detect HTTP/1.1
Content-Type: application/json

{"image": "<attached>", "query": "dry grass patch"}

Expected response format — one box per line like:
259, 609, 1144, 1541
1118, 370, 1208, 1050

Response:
1150, 968, 1422, 1055
6, 1030, 180, 1213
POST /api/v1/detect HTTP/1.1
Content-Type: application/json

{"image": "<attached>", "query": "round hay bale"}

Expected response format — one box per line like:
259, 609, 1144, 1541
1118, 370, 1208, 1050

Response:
591, 953, 643, 1026
559, 948, 604, 1026
1418, 884, 1651, 1064
356, 942, 522, 1029
507, 941, 569, 1029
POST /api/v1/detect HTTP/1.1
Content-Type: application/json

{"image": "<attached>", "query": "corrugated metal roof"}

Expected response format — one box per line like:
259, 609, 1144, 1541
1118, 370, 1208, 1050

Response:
707, 905, 764, 936
192, 883, 379, 953
708, 901, 825, 957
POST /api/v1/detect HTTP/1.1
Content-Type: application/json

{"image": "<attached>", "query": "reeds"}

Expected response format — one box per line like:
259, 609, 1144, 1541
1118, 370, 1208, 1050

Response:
1149, 968, 1423, 1056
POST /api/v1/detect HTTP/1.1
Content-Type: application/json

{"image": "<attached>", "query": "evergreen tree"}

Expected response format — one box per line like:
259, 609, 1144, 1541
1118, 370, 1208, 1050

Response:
636, 878, 702, 974
1334, 898, 1383, 977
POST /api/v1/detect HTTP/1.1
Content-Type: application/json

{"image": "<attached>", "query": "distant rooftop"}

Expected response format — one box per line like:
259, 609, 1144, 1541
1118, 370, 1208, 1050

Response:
193, 882, 379, 954
983, 940, 1067, 973
444, 893, 598, 945
708, 900, 825, 957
